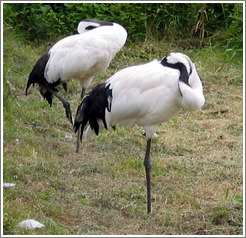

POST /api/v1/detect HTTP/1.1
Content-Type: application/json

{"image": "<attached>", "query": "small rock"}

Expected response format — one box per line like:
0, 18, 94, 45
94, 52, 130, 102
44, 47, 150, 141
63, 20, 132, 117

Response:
3, 183, 16, 188
18, 219, 45, 229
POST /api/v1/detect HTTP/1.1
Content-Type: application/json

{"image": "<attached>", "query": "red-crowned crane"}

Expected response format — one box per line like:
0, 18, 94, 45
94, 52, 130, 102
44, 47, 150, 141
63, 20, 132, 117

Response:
73, 52, 205, 213
25, 19, 127, 151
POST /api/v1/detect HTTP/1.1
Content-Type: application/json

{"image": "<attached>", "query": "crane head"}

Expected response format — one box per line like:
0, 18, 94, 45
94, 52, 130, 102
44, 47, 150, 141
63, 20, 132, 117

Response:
77, 19, 113, 34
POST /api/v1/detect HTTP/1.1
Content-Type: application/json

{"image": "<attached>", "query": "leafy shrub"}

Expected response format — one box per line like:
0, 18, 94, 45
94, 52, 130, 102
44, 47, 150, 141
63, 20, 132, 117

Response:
3, 2, 243, 60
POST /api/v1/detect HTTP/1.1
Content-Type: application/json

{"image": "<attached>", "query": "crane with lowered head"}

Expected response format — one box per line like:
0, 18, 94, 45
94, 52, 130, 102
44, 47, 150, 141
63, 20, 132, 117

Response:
26, 19, 127, 151
74, 52, 205, 213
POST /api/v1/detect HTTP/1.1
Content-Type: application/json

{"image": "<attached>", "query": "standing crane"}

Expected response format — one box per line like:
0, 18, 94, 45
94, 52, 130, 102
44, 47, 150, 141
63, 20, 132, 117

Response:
25, 19, 127, 151
74, 52, 205, 213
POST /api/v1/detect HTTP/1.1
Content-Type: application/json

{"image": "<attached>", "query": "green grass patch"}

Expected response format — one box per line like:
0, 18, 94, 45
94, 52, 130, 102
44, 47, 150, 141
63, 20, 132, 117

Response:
2, 21, 243, 235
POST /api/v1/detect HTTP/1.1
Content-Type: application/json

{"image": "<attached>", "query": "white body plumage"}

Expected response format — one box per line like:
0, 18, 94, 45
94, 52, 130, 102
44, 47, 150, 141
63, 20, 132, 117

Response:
45, 20, 127, 88
82, 53, 205, 139
105, 60, 183, 138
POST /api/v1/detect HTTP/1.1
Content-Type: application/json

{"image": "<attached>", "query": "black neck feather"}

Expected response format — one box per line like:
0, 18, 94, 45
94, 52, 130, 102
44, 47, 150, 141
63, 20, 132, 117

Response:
161, 59, 191, 86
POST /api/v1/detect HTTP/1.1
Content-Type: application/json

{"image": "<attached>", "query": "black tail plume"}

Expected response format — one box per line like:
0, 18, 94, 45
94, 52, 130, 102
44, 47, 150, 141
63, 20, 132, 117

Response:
26, 52, 50, 94
74, 83, 112, 141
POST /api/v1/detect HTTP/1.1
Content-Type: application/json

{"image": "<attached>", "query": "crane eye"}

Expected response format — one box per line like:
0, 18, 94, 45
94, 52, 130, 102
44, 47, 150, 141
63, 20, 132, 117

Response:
85, 25, 97, 31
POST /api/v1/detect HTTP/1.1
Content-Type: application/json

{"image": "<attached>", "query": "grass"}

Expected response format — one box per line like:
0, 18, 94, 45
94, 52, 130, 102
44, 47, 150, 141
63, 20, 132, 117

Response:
2, 22, 244, 235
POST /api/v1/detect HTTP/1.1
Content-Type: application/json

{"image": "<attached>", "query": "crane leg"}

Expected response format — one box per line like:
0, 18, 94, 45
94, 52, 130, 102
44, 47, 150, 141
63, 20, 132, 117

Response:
76, 87, 86, 153
80, 87, 86, 100
76, 134, 80, 153
144, 138, 152, 213
46, 87, 73, 125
